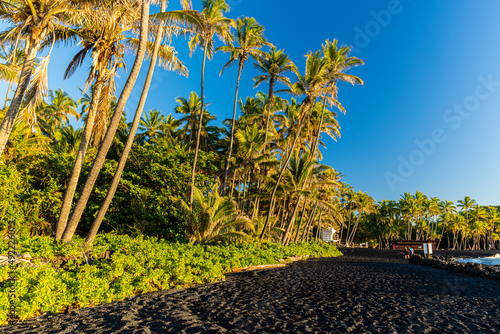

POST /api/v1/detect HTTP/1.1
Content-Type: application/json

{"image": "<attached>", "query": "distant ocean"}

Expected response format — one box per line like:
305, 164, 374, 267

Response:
454, 253, 500, 266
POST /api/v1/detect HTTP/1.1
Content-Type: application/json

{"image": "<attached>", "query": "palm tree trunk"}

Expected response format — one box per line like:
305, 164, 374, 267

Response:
310, 98, 327, 158
263, 79, 275, 147
315, 209, 324, 243
61, 1, 150, 243
222, 58, 243, 195
282, 196, 301, 246
85, 2, 165, 245
189, 40, 208, 205
55, 77, 104, 239
4, 79, 13, 109
347, 213, 362, 245
301, 204, 317, 242
259, 108, 310, 240
0, 40, 39, 157
293, 199, 308, 243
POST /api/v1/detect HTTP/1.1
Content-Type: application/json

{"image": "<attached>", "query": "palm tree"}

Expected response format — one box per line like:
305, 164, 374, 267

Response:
175, 183, 252, 244
174, 91, 212, 145
84, 0, 196, 245
188, 0, 235, 205
437, 200, 457, 248
260, 50, 329, 240
44, 88, 79, 127
0, 0, 76, 157
253, 46, 295, 146
217, 17, 269, 194
137, 109, 166, 143
311, 39, 363, 157
0, 45, 26, 109
56, 0, 143, 240
60, 0, 152, 243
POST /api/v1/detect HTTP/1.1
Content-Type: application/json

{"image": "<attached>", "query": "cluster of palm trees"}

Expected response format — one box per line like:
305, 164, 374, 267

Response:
373, 193, 500, 250
1, 0, 372, 246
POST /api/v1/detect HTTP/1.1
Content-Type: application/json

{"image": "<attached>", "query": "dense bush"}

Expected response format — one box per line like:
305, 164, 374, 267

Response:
0, 140, 219, 241
0, 234, 341, 323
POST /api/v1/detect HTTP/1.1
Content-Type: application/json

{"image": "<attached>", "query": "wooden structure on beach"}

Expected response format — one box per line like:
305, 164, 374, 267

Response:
389, 240, 438, 251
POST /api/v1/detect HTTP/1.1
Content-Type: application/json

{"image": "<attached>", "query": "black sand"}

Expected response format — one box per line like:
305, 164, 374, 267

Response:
2, 248, 499, 333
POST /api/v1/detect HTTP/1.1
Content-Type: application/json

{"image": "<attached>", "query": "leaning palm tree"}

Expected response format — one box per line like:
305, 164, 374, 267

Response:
217, 16, 269, 194
60, 0, 152, 243
0, 0, 76, 157
188, 0, 235, 205
56, 0, 142, 240
84, 0, 197, 245
260, 50, 330, 240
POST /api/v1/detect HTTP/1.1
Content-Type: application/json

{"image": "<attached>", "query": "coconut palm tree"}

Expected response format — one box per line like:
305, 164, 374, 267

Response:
260, 50, 330, 240
56, 0, 143, 240
437, 200, 457, 248
0, 0, 77, 157
44, 88, 79, 127
253, 46, 295, 146
85, 0, 196, 245
188, 0, 235, 205
60, 0, 152, 243
0, 45, 27, 109
217, 16, 269, 194
310, 39, 363, 157
137, 109, 166, 143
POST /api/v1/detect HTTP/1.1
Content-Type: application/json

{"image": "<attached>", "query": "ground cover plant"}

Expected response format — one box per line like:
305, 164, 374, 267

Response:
0, 233, 341, 324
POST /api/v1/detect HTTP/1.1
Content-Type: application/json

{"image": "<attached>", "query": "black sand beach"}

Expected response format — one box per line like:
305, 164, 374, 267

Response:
2, 248, 499, 333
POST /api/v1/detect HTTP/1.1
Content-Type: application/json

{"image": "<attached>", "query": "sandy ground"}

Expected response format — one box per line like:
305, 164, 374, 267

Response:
2, 248, 499, 333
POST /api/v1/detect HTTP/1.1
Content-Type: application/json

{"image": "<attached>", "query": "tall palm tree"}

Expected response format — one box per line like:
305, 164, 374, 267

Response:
260, 50, 329, 240
311, 39, 363, 157
253, 46, 295, 146
0, 0, 76, 157
188, 0, 235, 205
56, 0, 142, 240
60, 0, 152, 243
84, 0, 196, 245
174, 91, 212, 145
217, 17, 269, 194
437, 200, 457, 248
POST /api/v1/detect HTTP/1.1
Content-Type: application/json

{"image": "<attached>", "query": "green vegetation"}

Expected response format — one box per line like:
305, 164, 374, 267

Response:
0, 234, 341, 323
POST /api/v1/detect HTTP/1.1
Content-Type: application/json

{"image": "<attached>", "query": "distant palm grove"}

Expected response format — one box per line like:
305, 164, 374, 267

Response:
0, 0, 499, 250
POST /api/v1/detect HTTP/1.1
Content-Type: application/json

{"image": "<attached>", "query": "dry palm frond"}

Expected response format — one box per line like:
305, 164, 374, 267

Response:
19, 46, 53, 128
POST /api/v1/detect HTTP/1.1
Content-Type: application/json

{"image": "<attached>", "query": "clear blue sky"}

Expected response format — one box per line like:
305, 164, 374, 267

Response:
2, 0, 500, 205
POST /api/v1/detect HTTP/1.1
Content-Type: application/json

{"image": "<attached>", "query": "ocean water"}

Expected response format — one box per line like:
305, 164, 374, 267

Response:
454, 253, 500, 266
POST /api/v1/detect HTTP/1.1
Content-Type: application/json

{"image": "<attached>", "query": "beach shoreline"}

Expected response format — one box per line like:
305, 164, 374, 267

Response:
2, 248, 499, 333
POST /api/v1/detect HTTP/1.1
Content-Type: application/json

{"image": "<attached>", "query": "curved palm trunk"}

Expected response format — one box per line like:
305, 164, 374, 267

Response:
55, 77, 104, 239
4, 79, 13, 109
61, 1, 150, 243
293, 199, 308, 243
222, 58, 243, 195
0, 41, 39, 157
189, 41, 208, 205
263, 79, 275, 147
315, 209, 324, 243
347, 213, 362, 245
310, 98, 327, 158
282, 196, 301, 246
259, 108, 310, 241
85, 3, 165, 245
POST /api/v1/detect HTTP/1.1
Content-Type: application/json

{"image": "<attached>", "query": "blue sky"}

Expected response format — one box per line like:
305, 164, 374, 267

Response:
2, 0, 500, 205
